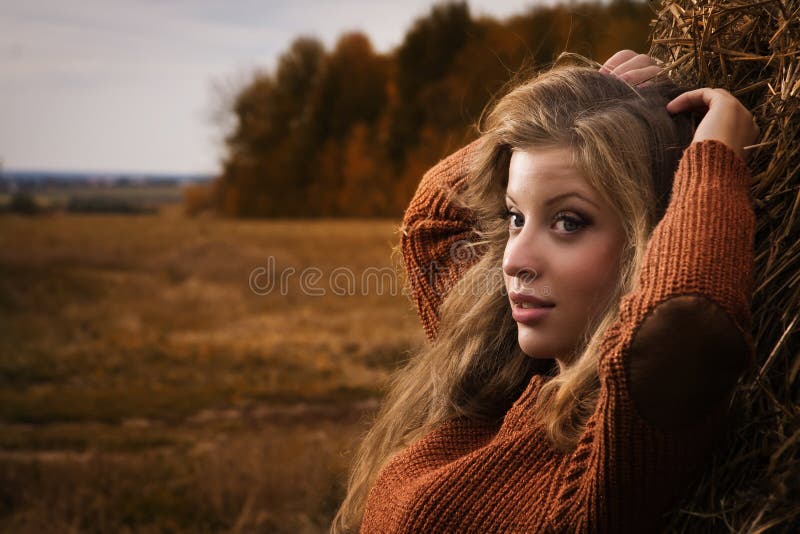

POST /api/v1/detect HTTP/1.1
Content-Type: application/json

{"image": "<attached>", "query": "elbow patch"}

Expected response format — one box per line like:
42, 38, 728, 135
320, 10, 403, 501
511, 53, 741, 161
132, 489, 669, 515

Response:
625, 295, 750, 430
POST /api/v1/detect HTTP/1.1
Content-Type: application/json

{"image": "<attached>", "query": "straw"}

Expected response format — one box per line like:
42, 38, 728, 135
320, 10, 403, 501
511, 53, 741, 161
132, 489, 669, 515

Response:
648, 0, 800, 531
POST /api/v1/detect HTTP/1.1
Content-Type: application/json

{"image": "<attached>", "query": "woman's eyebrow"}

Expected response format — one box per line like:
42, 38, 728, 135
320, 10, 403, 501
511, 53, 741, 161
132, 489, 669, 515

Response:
505, 191, 600, 209
545, 192, 600, 209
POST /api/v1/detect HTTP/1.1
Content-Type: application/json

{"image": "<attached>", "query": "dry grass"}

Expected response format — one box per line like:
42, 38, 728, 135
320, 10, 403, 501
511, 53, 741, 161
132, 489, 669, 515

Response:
0, 207, 424, 532
648, 0, 800, 531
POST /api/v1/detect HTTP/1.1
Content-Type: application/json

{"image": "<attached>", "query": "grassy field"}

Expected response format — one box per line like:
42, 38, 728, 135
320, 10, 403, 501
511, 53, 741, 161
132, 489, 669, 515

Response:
0, 206, 425, 532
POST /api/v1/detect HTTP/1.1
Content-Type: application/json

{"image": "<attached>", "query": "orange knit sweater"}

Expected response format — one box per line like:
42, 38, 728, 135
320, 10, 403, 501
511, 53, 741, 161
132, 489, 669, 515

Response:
360, 139, 756, 532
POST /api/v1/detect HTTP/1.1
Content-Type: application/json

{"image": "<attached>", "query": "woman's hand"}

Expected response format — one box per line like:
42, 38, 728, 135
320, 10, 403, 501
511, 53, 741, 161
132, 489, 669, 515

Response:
666, 88, 760, 163
599, 50, 665, 87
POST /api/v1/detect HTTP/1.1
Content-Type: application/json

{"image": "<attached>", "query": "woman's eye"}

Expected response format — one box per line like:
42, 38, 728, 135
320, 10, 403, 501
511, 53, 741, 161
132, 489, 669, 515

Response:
504, 209, 523, 229
553, 211, 587, 233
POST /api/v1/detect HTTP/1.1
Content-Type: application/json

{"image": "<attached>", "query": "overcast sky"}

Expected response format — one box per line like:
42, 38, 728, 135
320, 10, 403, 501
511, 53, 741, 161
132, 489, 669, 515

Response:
1, 0, 571, 174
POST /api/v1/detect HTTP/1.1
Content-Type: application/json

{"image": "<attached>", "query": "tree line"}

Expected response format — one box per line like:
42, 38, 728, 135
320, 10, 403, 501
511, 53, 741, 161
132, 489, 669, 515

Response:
201, 0, 653, 218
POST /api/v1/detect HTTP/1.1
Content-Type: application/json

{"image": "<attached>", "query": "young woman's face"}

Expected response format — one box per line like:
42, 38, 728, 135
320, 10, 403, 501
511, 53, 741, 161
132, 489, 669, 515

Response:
502, 147, 627, 367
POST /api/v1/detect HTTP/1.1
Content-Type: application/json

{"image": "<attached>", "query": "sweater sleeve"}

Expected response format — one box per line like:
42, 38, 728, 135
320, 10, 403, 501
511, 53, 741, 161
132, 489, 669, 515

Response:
400, 138, 484, 343
553, 139, 757, 531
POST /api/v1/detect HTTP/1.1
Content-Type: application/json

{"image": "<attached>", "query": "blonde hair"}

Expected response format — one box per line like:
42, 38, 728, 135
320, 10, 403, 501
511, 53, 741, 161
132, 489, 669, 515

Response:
332, 53, 696, 532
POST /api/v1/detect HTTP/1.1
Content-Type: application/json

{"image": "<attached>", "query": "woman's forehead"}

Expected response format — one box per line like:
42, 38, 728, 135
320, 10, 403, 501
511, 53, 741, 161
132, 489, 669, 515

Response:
507, 148, 592, 198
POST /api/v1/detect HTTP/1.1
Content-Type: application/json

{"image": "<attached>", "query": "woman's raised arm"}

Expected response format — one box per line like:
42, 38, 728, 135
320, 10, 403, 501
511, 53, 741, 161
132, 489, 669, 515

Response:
400, 138, 483, 343
611, 87, 759, 427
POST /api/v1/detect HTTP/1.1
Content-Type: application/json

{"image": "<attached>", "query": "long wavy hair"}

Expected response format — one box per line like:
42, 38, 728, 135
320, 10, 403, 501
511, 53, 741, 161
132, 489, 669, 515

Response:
332, 53, 696, 532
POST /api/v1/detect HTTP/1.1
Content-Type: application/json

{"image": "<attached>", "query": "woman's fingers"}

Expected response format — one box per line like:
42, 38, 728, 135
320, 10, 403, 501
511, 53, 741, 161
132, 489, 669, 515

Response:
666, 88, 759, 162
617, 65, 663, 85
665, 88, 716, 114
599, 49, 637, 73
600, 51, 664, 86
614, 53, 656, 74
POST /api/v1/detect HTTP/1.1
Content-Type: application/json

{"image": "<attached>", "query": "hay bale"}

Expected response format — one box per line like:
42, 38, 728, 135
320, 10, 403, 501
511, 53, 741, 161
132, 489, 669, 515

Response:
647, 0, 800, 531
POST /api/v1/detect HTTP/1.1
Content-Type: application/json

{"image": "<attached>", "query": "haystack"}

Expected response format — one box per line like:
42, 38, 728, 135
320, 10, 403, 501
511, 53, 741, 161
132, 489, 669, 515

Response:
647, 0, 799, 531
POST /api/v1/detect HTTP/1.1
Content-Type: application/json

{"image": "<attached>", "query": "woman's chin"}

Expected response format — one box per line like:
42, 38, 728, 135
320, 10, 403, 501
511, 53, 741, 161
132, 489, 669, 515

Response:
517, 330, 551, 359
517, 325, 575, 362
517, 340, 553, 359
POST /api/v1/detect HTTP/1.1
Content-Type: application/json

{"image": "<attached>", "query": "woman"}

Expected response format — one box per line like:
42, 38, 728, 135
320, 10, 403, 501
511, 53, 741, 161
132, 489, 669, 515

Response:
333, 50, 759, 532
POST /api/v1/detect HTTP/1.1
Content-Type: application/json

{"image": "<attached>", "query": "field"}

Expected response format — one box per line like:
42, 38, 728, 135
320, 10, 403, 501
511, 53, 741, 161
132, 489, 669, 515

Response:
0, 206, 425, 532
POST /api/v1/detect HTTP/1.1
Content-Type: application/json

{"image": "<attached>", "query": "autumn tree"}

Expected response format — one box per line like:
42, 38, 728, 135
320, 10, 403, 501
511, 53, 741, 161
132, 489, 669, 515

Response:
210, 0, 654, 218
387, 1, 474, 167
217, 37, 326, 216
304, 33, 389, 216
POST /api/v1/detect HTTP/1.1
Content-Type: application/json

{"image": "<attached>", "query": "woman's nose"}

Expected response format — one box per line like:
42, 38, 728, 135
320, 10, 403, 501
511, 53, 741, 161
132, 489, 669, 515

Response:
502, 233, 545, 284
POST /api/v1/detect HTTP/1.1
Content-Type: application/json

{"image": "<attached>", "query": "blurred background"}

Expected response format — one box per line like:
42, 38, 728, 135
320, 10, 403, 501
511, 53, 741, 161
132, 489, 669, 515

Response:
1, 0, 653, 531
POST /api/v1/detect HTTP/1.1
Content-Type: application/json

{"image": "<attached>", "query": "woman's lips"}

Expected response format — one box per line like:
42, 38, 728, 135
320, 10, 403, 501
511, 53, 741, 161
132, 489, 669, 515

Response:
511, 303, 554, 323
508, 290, 555, 323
